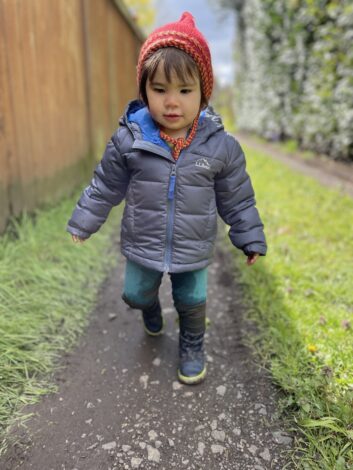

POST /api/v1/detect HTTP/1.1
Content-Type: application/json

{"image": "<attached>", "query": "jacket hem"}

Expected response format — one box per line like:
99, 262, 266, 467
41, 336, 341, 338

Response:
121, 247, 211, 273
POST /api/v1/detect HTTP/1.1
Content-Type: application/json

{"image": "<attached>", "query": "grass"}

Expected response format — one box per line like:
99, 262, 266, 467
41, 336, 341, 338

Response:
0, 192, 120, 454
230, 144, 353, 468
279, 139, 320, 162
242, 132, 317, 162
1, 144, 352, 466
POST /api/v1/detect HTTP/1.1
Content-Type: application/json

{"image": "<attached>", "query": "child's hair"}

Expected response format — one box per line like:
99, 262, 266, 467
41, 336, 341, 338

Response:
139, 47, 208, 108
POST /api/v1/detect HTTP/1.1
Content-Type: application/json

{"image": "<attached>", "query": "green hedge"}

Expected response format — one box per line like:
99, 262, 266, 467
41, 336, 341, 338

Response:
232, 0, 353, 161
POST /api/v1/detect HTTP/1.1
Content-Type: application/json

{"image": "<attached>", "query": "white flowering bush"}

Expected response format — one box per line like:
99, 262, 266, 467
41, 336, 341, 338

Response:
233, 0, 353, 161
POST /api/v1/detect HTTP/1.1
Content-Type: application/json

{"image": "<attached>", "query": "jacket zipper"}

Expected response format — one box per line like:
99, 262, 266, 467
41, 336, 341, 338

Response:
164, 163, 177, 272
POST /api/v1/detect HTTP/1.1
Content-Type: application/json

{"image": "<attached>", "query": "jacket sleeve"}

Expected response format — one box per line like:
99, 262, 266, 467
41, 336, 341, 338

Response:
215, 135, 267, 256
66, 133, 129, 239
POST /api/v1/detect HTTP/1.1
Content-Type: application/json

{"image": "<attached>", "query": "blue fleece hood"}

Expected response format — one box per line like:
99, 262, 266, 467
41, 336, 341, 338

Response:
125, 100, 207, 150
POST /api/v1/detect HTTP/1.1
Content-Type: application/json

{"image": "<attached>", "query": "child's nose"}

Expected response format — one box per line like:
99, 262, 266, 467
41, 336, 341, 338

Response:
164, 92, 178, 107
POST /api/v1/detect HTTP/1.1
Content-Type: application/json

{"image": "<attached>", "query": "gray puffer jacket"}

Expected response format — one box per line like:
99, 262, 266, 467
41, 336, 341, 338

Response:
67, 100, 267, 273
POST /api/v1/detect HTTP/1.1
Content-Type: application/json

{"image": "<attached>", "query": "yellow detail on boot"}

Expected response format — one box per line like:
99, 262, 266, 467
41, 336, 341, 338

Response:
144, 317, 165, 336
177, 366, 207, 385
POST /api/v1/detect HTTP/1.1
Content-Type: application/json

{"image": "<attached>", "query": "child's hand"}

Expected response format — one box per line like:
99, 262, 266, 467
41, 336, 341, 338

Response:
246, 253, 259, 266
72, 235, 86, 244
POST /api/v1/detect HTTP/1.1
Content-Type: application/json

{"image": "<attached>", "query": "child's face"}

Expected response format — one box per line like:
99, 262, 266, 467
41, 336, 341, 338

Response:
146, 61, 202, 139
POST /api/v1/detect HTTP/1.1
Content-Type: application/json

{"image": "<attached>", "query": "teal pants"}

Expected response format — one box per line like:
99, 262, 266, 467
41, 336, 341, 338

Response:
122, 259, 208, 334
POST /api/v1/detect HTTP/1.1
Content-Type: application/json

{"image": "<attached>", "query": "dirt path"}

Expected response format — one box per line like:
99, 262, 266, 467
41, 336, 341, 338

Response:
2, 132, 350, 470
238, 131, 353, 198
1, 239, 293, 470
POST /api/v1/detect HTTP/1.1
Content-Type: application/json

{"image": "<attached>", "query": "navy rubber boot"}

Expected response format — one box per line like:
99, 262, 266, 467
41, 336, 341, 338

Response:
142, 299, 164, 336
178, 331, 206, 385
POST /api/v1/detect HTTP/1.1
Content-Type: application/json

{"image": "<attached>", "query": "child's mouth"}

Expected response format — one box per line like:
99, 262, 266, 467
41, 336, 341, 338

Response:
164, 114, 181, 121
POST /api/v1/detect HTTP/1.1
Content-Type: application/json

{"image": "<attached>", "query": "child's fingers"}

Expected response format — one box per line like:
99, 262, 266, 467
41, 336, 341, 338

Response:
72, 235, 85, 244
246, 253, 259, 265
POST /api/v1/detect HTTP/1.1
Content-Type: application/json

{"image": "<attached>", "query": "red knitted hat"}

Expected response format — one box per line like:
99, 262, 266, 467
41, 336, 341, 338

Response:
137, 12, 213, 100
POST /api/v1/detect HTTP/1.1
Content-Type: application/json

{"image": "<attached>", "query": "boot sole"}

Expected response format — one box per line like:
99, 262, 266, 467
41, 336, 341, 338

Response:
177, 366, 207, 385
143, 317, 165, 336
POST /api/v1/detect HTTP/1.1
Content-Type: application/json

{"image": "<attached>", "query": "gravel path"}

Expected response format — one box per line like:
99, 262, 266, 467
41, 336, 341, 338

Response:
2, 132, 351, 469
238, 131, 353, 198
1, 239, 293, 469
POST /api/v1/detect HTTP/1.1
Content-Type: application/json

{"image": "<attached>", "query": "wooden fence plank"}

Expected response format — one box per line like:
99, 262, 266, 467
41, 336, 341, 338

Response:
0, 0, 142, 233
0, 0, 11, 231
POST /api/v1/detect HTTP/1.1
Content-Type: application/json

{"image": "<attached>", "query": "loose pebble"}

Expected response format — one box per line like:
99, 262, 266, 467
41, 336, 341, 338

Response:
216, 385, 226, 397
147, 445, 160, 463
102, 441, 116, 451
139, 374, 149, 389
206, 354, 214, 363
248, 444, 258, 455
211, 430, 226, 442
198, 442, 205, 456
211, 444, 225, 454
272, 431, 293, 445
195, 424, 205, 431
233, 428, 241, 436
172, 381, 183, 390
148, 430, 158, 441
260, 448, 271, 462
163, 307, 174, 314
131, 457, 143, 468
86, 442, 98, 450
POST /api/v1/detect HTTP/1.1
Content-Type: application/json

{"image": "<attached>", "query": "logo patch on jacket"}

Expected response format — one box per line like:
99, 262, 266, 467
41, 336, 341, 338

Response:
195, 158, 211, 170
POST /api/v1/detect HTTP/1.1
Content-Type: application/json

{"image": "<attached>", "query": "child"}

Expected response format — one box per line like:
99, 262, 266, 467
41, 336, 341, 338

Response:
67, 12, 267, 385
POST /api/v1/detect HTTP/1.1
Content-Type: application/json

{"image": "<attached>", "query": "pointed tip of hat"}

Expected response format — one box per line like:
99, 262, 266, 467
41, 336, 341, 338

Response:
180, 11, 195, 27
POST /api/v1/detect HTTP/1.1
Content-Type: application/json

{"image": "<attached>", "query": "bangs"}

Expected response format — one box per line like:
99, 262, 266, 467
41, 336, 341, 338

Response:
148, 48, 200, 84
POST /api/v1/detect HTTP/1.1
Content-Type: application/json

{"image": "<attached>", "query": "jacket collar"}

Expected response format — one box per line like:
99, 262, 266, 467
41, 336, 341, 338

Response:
120, 100, 224, 153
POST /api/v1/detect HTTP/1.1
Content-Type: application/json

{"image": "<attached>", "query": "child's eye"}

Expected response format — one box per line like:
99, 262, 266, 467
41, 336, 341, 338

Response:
153, 88, 165, 93
180, 89, 192, 94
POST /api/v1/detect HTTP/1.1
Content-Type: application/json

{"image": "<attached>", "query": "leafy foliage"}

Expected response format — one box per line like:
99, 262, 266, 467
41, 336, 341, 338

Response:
125, 0, 156, 33
229, 0, 353, 161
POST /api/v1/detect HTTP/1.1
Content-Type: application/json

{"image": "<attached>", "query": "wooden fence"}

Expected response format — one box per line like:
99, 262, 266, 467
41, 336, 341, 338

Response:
0, 0, 143, 233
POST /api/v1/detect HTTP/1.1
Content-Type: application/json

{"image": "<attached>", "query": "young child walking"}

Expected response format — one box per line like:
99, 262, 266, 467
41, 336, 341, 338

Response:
67, 12, 267, 385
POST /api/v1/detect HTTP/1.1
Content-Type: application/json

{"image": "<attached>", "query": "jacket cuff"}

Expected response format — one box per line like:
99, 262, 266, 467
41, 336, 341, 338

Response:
243, 243, 267, 256
66, 224, 91, 239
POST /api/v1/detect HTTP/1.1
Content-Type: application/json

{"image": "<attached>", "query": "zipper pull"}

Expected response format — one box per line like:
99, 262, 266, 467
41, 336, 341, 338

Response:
168, 164, 176, 200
